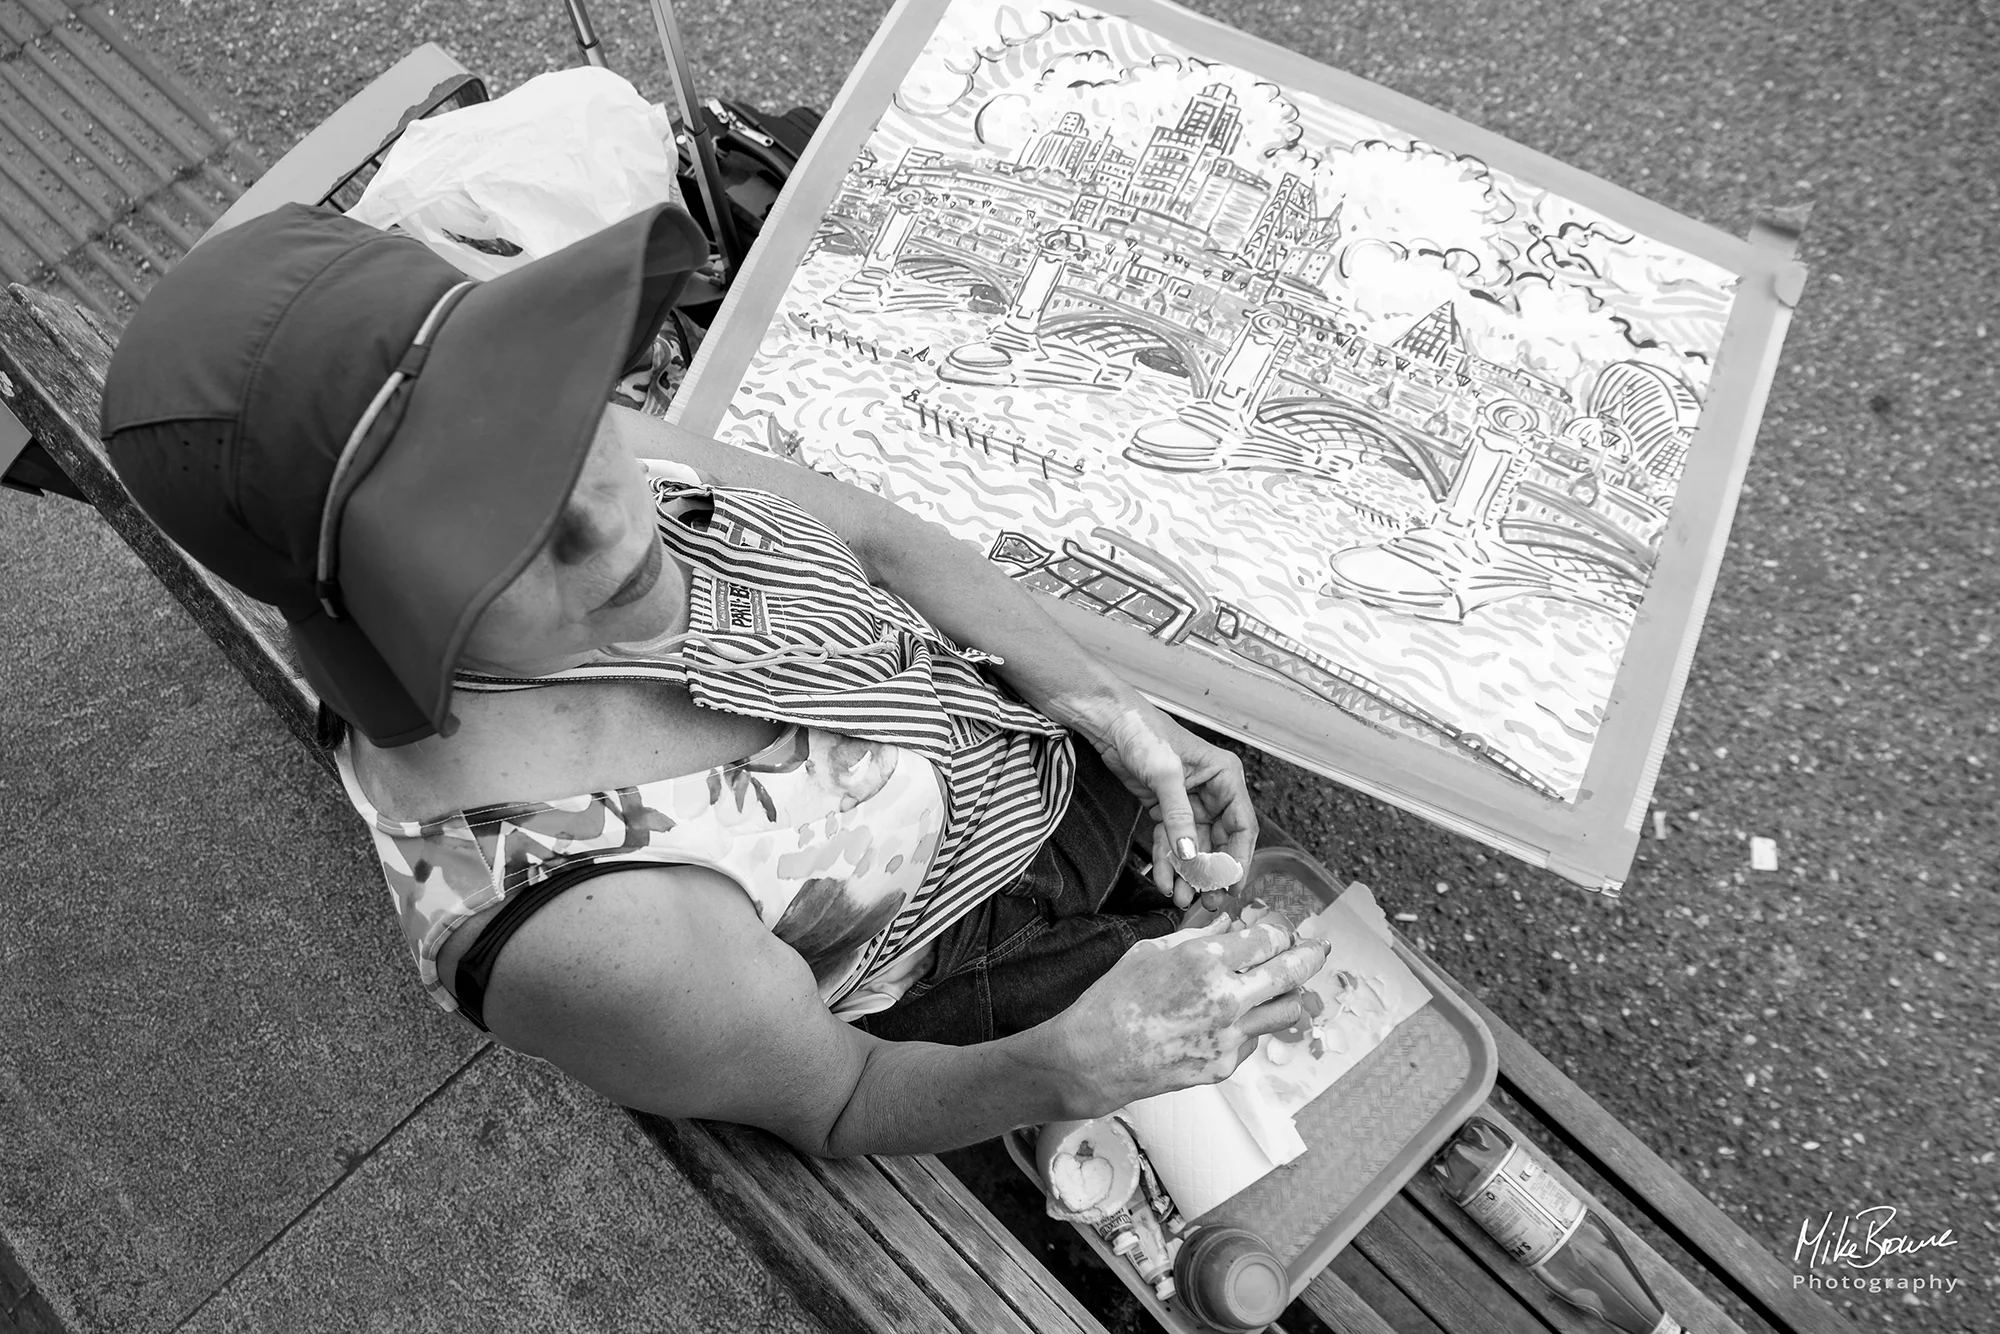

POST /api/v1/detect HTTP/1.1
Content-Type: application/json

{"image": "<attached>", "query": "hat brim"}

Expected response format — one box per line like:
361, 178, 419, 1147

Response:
290, 203, 708, 746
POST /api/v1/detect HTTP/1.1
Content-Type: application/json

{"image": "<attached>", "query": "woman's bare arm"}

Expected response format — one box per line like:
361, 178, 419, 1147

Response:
477, 859, 1326, 1157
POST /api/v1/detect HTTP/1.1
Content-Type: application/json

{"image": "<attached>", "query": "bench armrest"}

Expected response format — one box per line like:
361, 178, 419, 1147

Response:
199, 43, 481, 246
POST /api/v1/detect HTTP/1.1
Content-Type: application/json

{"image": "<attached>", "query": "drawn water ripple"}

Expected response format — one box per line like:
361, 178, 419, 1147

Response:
717, 251, 1655, 798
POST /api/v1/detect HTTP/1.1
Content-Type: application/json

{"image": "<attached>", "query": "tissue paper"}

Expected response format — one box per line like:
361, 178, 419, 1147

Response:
1119, 1083, 1304, 1220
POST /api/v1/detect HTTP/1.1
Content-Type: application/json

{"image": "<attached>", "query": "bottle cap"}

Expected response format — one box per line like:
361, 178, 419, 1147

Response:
1173, 1226, 1288, 1331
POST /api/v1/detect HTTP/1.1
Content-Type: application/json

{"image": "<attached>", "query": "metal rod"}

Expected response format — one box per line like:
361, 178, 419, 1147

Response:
646, 0, 742, 280
559, 0, 608, 67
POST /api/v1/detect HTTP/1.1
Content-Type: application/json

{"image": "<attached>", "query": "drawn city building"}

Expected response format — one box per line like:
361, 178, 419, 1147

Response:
1393, 303, 1467, 371
1022, 112, 1091, 175
1243, 173, 1317, 269
1276, 202, 1343, 289
1464, 359, 1572, 421
824, 88, 1680, 626
1076, 132, 1137, 196
1191, 159, 1271, 253
1122, 83, 1244, 215
1587, 360, 1699, 483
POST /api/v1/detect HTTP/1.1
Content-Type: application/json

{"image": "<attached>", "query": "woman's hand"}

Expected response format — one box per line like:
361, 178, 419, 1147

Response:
1078, 697, 1258, 907
1045, 918, 1332, 1115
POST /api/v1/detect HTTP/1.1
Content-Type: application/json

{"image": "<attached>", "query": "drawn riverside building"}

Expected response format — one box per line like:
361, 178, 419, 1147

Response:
808, 84, 1701, 785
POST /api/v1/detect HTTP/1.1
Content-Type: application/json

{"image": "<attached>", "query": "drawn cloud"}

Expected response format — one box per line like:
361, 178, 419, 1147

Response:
976, 52, 1307, 165
1313, 141, 1728, 394
895, 3, 1093, 117
1325, 141, 1513, 272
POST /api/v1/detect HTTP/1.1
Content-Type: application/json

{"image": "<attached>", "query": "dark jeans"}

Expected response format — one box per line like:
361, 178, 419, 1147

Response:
857, 743, 1182, 1046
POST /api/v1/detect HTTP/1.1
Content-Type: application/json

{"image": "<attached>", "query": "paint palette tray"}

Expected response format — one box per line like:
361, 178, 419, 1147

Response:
1003, 845, 1498, 1331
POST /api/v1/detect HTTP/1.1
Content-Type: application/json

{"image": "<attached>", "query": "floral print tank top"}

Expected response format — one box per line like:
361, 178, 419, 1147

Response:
336, 724, 948, 1019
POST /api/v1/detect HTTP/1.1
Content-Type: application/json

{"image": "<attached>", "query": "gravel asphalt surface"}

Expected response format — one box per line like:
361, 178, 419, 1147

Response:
36, 0, 2000, 1329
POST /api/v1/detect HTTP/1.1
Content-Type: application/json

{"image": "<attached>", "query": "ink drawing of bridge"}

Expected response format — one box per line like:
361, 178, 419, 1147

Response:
710, 0, 1739, 801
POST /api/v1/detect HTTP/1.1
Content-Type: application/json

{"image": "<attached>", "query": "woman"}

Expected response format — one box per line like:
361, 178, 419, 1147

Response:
101, 201, 1329, 1156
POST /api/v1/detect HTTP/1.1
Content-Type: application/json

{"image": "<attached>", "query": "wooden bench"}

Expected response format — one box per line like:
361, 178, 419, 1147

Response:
0, 33, 1862, 1334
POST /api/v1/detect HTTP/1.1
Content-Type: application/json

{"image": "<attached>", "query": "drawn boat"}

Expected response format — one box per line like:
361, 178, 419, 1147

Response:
990, 529, 1557, 797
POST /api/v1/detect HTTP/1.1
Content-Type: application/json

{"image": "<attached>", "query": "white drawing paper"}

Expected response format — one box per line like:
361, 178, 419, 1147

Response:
705, 0, 1740, 800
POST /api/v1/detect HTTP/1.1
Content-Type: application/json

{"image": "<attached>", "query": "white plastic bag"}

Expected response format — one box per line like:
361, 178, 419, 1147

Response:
348, 66, 686, 280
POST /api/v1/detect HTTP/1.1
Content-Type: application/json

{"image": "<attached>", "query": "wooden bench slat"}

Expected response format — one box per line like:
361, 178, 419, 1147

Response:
873, 1154, 1107, 1334
1409, 951, 1855, 1334
1352, 1195, 1555, 1334
1296, 1267, 1406, 1334
796, 1151, 1059, 1334
636, 1115, 963, 1334
1397, 1169, 1646, 1334
1320, 1246, 1452, 1334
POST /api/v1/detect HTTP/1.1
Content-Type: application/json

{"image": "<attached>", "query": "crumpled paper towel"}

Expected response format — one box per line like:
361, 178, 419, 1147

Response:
349, 66, 685, 280
1114, 885, 1429, 1218
1217, 893, 1430, 1141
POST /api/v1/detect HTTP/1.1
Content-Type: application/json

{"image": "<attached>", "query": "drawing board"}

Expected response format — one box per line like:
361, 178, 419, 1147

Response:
671, 0, 1806, 890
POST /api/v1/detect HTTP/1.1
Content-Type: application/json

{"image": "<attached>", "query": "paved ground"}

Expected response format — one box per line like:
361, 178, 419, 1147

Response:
4, 0, 1995, 1331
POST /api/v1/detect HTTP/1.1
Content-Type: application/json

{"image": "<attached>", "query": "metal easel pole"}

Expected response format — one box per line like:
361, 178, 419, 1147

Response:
554, 0, 739, 283
560, 0, 609, 66
645, 0, 745, 282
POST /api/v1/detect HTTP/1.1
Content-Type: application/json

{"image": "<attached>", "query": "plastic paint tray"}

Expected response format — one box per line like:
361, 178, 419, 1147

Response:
1004, 845, 1499, 1331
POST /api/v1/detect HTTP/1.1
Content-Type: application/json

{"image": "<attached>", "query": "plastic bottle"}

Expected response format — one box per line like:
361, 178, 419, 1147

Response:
1430, 1117, 1682, 1334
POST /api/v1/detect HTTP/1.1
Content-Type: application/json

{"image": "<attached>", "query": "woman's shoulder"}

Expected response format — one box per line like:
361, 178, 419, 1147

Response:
346, 681, 788, 824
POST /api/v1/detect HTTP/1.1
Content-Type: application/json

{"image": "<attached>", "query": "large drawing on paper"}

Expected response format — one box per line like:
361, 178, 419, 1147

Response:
712, 0, 1738, 800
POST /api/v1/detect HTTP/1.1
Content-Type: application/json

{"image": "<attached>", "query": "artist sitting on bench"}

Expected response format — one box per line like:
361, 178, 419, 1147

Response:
98, 202, 1331, 1157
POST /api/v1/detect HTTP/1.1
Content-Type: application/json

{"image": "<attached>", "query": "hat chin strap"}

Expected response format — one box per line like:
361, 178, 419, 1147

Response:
314, 280, 477, 621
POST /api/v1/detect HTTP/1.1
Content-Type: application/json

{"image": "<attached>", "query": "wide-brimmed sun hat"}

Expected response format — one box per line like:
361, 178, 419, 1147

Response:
100, 201, 707, 746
